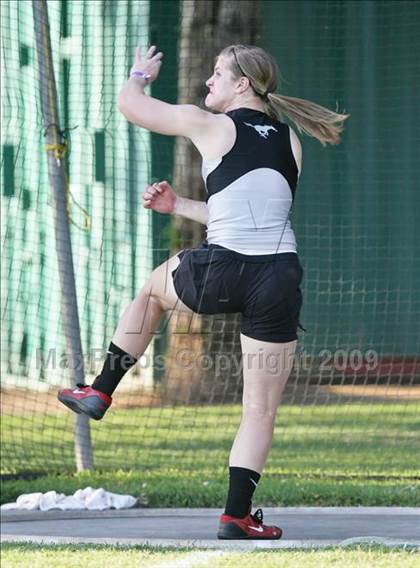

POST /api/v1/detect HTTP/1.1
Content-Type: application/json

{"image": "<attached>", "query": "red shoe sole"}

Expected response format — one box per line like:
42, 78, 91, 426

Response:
58, 393, 106, 420
217, 522, 282, 540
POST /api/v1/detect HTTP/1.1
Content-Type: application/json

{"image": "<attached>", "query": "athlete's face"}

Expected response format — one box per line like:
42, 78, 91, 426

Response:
205, 56, 240, 112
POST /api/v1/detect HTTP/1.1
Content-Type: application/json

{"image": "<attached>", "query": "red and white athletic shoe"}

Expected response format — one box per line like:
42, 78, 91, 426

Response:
57, 384, 112, 420
217, 507, 282, 540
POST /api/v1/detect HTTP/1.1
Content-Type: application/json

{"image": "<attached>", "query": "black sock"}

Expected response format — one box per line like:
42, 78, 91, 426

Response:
224, 466, 261, 518
92, 342, 137, 397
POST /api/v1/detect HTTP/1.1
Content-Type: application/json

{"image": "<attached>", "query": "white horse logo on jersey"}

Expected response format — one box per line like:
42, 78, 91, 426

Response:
244, 122, 278, 139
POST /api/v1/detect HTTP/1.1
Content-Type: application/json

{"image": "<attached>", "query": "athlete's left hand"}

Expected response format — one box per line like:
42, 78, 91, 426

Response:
129, 45, 163, 84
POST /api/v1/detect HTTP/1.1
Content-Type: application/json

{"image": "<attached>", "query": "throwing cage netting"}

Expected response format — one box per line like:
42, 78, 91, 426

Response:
1, 0, 419, 487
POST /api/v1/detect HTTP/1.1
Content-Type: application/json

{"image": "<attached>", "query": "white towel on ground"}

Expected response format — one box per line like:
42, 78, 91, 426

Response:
1, 487, 137, 511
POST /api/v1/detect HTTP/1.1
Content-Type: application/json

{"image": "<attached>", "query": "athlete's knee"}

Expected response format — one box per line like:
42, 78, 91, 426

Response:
150, 291, 166, 313
146, 265, 176, 308
242, 401, 277, 422
136, 281, 166, 313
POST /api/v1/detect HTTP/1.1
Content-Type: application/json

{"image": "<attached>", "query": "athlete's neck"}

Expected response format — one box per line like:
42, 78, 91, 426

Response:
224, 103, 265, 113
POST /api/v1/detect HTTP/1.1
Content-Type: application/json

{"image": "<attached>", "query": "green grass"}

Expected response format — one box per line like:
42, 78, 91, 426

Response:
2, 469, 419, 508
2, 543, 419, 568
2, 402, 419, 507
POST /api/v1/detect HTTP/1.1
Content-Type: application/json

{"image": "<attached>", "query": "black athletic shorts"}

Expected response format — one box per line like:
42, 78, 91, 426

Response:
171, 243, 303, 343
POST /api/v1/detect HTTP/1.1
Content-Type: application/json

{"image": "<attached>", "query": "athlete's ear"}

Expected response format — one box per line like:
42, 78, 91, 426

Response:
237, 76, 250, 94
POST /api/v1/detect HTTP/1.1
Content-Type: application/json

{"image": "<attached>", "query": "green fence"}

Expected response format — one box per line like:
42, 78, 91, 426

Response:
262, 0, 420, 356
1, 0, 157, 385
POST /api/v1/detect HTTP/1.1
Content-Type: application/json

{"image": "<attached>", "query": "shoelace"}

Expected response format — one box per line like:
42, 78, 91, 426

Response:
251, 508, 264, 525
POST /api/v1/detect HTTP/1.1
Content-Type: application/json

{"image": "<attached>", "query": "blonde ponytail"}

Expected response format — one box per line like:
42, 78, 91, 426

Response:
220, 44, 350, 146
265, 93, 350, 146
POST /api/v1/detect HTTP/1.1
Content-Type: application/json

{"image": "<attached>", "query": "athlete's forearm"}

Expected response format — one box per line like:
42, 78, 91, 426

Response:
117, 77, 148, 121
174, 196, 208, 225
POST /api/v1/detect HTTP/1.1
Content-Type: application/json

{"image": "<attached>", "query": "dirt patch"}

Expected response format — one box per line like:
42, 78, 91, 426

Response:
2, 384, 419, 417
1, 388, 164, 416
321, 385, 420, 400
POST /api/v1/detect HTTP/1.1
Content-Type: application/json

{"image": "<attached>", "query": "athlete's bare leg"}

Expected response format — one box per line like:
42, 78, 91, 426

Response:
111, 253, 193, 358
229, 334, 297, 473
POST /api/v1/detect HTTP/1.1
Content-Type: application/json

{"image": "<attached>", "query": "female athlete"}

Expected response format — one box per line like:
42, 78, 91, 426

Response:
58, 44, 349, 539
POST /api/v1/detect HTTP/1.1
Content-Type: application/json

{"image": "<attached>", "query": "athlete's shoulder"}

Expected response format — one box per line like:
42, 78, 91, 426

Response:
179, 106, 232, 134
172, 104, 222, 133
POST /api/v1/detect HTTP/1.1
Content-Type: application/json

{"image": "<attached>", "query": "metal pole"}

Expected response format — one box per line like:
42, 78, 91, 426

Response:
32, 0, 93, 471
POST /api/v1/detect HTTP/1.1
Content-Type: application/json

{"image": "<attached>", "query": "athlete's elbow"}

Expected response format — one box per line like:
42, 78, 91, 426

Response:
117, 91, 130, 117
117, 85, 141, 118
117, 94, 142, 127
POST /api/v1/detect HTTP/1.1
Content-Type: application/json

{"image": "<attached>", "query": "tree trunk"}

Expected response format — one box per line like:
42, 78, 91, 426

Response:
163, 0, 258, 404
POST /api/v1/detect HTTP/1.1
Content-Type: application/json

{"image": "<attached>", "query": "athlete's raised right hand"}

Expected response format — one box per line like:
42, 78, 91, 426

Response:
142, 180, 177, 214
